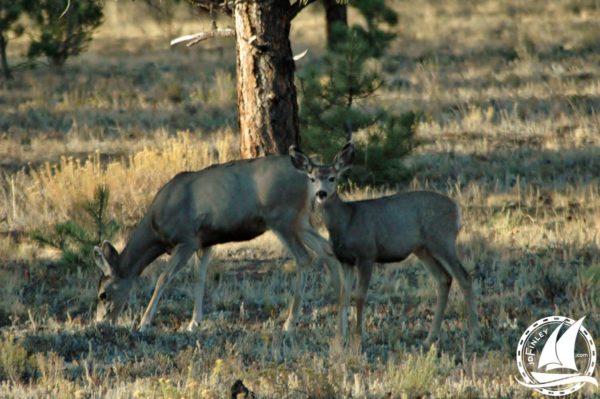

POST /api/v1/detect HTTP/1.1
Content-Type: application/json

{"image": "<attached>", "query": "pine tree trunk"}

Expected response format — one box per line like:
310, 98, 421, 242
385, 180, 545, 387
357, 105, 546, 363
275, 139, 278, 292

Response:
0, 33, 11, 80
324, 0, 347, 49
234, 0, 299, 158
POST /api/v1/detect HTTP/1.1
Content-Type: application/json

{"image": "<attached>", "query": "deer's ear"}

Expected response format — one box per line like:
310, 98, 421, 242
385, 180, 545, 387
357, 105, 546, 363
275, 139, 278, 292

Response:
93, 241, 118, 277
333, 142, 355, 173
101, 241, 119, 266
289, 145, 313, 173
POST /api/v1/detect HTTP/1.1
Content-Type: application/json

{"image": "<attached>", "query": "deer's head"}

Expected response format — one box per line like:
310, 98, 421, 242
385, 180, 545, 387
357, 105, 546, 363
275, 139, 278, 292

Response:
289, 142, 354, 204
93, 241, 132, 323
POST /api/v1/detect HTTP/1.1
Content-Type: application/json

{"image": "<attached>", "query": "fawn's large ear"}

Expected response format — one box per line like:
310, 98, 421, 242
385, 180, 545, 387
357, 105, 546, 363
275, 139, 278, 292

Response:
289, 145, 313, 173
93, 241, 118, 277
333, 142, 355, 173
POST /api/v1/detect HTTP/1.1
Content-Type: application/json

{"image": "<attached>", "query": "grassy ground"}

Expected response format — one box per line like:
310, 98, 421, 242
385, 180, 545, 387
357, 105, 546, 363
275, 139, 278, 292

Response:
1, 0, 600, 397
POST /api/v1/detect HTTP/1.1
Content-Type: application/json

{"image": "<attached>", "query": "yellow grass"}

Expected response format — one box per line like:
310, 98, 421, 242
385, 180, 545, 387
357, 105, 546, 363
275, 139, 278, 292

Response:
4, 131, 237, 230
1, 0, 600, 397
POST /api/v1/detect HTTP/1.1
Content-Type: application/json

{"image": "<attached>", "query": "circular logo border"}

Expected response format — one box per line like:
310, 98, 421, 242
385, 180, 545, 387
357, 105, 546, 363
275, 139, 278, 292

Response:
516, 316, 597, 396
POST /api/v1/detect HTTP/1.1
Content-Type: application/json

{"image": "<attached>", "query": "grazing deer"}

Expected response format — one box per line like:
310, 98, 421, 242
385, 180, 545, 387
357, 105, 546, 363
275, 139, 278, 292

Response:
93, 155, 343, 332
289, 143, 480, 346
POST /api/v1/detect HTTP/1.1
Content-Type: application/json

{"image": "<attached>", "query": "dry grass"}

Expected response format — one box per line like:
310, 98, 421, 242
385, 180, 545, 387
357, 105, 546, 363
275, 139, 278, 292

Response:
2, 131, 238, 230
1, 0, 600, 397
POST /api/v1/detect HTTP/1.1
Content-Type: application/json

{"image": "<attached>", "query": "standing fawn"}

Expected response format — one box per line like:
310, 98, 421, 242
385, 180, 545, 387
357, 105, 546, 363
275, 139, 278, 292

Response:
93, 155, 343, 332
289, 143, 480, 346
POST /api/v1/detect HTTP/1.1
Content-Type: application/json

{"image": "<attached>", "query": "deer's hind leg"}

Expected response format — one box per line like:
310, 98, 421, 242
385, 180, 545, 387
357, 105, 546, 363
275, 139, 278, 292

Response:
415, 248, 452, 347
187, 247, 212, 331
428, 240, 480, 344
299, 227, 343, 301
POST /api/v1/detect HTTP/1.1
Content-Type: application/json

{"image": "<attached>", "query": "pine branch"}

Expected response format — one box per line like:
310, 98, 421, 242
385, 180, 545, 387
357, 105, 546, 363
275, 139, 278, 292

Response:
170, 28, 235, 47
289, 0, 319, 19
187, 0, 234, 16
30, 230, 63, 250
56, 221, 92, 246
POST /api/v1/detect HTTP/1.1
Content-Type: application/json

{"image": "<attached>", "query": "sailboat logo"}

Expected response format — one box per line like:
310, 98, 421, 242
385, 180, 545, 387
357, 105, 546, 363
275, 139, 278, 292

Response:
516, 316, 598, 396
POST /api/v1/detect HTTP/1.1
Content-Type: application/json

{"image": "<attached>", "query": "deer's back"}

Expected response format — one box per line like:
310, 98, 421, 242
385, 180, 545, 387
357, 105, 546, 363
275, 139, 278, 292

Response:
337, 191, 460, 263
147, 156, 309, 247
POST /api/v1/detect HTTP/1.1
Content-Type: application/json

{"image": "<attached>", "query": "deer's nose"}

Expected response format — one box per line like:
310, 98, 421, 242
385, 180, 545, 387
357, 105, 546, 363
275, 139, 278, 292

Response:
316, 191, 328, 200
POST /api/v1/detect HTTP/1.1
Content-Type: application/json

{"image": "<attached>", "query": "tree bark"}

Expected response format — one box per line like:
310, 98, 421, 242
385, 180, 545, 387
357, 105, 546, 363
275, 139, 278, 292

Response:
234, 0, 299, 158
0, 33, 11, 80
324, 0, 347, 49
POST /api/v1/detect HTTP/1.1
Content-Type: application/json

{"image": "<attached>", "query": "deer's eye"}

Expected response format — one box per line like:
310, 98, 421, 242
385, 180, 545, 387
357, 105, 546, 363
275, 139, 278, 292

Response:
99, 292, 107, 301
309, 177, 316, 183
328, 176, 335, 182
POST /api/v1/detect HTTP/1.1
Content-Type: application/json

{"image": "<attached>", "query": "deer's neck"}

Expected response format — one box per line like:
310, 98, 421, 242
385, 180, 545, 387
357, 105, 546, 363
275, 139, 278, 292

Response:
322, 193, 351, 239
117, 215, 165, 279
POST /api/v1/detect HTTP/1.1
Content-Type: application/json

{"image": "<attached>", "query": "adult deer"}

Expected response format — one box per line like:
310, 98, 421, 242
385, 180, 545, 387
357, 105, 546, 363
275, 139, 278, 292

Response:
289, 143, 480, 346
93, 155, 342, 332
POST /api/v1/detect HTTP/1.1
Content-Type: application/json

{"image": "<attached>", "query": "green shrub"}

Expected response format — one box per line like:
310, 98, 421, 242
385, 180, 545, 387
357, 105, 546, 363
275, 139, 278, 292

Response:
299, 0, 418, 186
348, 110, 420, 185
25, 0, 103, 67
349, 0, 398, 58
31, 185, 119, 272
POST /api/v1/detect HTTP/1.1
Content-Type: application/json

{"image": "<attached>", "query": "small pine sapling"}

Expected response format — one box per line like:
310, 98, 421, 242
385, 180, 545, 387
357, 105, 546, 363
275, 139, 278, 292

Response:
32, 185, 119, 272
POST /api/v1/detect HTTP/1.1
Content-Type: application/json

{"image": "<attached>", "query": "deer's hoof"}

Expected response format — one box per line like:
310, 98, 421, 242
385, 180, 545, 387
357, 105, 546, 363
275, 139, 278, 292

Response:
187, 320, 200, 332
468, 329, 482, 349
348, 333, 363, 352
423, 336, 437, 350
283, 319, 295, 333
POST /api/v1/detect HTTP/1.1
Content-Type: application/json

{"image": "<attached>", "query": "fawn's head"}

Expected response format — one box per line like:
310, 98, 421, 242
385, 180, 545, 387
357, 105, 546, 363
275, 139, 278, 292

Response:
289, 142, 354, 204
93, 241, 132, 323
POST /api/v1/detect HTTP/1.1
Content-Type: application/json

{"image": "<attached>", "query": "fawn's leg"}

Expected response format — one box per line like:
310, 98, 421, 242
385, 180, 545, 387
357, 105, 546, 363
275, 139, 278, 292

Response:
415, 248, 452, 347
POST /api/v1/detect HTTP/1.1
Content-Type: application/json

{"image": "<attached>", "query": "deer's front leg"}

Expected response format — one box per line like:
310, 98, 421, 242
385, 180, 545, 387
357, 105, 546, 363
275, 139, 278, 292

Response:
300, 228, 342, 300
284, 267, 308, 332
354, 260, 373, 340
336, 263, 354, 339
139, 242, 197, 331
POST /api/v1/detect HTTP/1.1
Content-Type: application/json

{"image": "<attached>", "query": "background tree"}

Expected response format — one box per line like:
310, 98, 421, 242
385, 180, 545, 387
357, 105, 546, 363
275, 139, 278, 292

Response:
0, 0, 26, 80
299, 0, 417, 185
234, 0, 301, 158
185, 0, 348, 158
323, 0, 347, 48
25, 0, 104, 67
